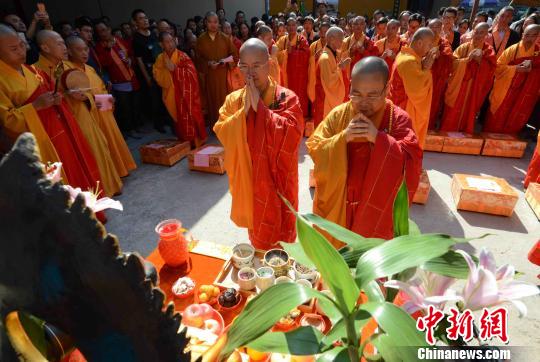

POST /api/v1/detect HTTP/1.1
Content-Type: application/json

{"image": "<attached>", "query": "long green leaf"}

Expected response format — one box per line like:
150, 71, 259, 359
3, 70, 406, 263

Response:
338, 239, 386, 268
322, 310, 371, 348
316, 346, 350, 362
281, 197, 360, 314
421, 250, 473, 279
408, 219, 421, 236
370, 334, 408, 362
355, 234, 457, 288
303, 213, 382, 247
221, 283, 340, 357
280, 241, 316, 269
393, 181, 409, 237
247, 327, 324, 355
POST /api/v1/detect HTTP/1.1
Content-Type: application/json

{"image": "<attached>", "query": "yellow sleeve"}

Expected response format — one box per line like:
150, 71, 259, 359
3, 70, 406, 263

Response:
489, 46, 517, 113
307, 42, 318, 102
397, 58, 432, 108
152, 54, 173, 89
319, 53, 345, 110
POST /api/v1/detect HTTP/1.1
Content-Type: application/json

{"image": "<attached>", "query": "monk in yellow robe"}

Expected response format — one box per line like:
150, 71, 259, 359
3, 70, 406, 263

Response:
0, 25, 101, 191
313, 27, 347, 127
50, 35, 121, 197
214, 39, 303, 250
195, 12, 238, 126
389, 28, 435, 148
307, 57, 422, 244
256, 25, 281, 84
66, 36, 136, 178
308, 22, 330, 107
153, 32, 207, 147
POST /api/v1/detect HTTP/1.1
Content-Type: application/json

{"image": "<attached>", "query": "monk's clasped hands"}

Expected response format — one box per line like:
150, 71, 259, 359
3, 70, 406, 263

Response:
244, 77, 260, 115
32, 91, 62, 111
345, 113, 378, 144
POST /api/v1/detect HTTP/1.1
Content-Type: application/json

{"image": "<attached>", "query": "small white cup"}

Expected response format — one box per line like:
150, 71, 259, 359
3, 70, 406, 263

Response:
232, 243, 255, 269
237, 267, 257, 291
275, 276, 294, 284
296, 279, 312, 289
256, 267, 275, 292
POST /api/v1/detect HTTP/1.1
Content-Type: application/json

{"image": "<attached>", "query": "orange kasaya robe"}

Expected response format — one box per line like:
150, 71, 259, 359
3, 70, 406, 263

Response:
389, 47, 433, 148
428, 36, 454, 130
153, 49, 208, 146
214, 77, 304, 250
306, 100, 422, 245
81, 63, 137, 177
484, 42, 540, 134
307, 38, 325, 105
0, 60, 101, 191
525, 132, 540, 188
439, 42, 497, 134
268, 43, 281, 85
34, 54, 63, 87
374, 36, 405, 72
491, 27, 513, 59
313, 47, 346, 127
276, 34, 311, 117
195, 31, 238, 126
63, 61, 122, 197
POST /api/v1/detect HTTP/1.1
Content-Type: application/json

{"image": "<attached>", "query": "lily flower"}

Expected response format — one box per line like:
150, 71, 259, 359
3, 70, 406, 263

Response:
44, 162, 63, 184
457, 248, 539, 317
384, 270, 460, 314
64, 185, 123, 213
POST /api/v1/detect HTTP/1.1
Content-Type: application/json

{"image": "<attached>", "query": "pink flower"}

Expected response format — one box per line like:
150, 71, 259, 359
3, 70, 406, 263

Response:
457, 248, 539, 316
64, 185, 123, 213
45, 162, 63, 184
384, 270, 460, 314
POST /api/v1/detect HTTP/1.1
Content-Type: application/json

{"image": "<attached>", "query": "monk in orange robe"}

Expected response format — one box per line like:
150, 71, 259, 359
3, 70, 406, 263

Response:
525, 132, 540, 188
484, 25, 540, 134
154, 32, 207, 147
389, 28, 435, 149
427, 19, 454, 130
440, 23, 496, 134
375, 19, 405, 71
307, 57, 422, 243
0, 26, 101, 191
214, 39, 303, 250
65, 36, 136, 179
195, 12, 238, 126
313, 27, 348, 127
308, 21, 330, 110
256, 26, 281, 84
276, 17, 310, 117
341, 16, 378, 81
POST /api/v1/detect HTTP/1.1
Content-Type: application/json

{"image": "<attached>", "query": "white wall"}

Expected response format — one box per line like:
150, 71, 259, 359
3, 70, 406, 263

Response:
19, 0, 263, 31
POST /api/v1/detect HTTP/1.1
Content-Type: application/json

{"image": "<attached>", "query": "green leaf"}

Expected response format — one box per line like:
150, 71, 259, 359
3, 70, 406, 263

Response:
362, 280, 385, 303
393, 181, 409, 237
18, 312, 48, 357
370, 334, 408, 362
316, 346, 350, 362
421, 250, 473, 279
355, 234, 457, 288
303, 213, 380, 246
247, 327, 324, 355
280, 242, 316, 269
359, 302, 427, 347
221, 283, 340, 357
322, 310, 371, 348
338, 238, 386, 268
408, 219, 421, 235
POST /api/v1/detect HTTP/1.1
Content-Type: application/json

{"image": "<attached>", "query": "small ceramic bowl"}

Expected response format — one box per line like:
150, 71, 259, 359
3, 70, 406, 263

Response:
275, 276, 294, 284
295, 279, 312, 289
263, 249, 290, 277
232, 243, 255, 269
293, 261, 318, 284
237, 267, 257, 291
256, 266, 275, 292
217, 293, 243, 313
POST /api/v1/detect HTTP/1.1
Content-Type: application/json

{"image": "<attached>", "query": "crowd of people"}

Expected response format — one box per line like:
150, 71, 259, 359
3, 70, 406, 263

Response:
0, 1, 539, 246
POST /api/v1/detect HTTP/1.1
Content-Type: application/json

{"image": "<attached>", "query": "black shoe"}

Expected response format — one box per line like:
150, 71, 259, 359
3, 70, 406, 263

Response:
155, 126, 166, 134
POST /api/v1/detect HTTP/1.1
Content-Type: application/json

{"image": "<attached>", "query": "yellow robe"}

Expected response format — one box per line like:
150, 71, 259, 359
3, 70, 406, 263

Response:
391, 47, 432, 148
269, 45, 281, 85
83, 64, 136, 177
0, 59, 66, 180
488, 41, 535, 114
34, 54, 63, 87
63, 62, 122, 196
318, 49, 346, 118
308, 39, 325, 103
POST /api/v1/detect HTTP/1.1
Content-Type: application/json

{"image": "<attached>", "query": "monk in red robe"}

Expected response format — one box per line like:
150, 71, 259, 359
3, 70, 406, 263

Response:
440, 23, 496, 134
308, 57, 422, 244
484, 25, 540, 134
0, 26, 101, 191
341, 16, 378, 82
214, 39, 303, 250
525, 132, 540, 188
427, 19, 454, 129
276, 18, 310, 117
375, 19, 405, 71
154, 32, 207, 147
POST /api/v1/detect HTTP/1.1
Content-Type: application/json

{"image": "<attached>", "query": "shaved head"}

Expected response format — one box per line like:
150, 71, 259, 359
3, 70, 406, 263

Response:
524, 24, 540, 34
239, 38, 270, 92
36, 30, 68, 62
240, 38, 269, 58
428, 18, 442, 36
428, 18, 442, 27
65, 35, 85, 48
352, 56, 389, 84
410, 27, 434, 58
326, 26, 344, 39
66, 36, 89, 64
472, 22, 489, 44
326, 26, 345, 51
411, 27, 434, 43
474, 22, 489, 32
36, 30, 59, 46
523, 24, 540, 46
0, 24, 26, 67
0, 23, 18, 38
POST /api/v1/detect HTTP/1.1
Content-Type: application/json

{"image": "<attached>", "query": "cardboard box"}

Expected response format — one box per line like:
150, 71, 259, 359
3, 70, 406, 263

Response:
188, 144, 226, 174
451, 174, 518, 217
425, 131, 445, 152
140, 139, 190, 166
525, 183, 540, 220
480, 133, 527, 158
441, 132, 484, 155
305, 121, 314, 138
309, 169, 316, 188
413, 169, 430, 204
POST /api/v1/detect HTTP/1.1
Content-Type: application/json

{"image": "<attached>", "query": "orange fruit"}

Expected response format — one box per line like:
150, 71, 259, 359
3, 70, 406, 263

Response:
199, 293, 209, 302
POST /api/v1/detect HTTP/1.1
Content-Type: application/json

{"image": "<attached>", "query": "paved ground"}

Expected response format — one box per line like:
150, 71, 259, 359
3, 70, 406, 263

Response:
106, 127, 539, 353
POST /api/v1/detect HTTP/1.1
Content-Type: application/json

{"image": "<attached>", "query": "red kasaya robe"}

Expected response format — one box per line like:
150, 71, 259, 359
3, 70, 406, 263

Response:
342, 33, 379, 76
439, 42, 496, 133
429, 37, 454, 130
214, 79, 304, 250
525, 133, 540, 188
375, 37, 406, 73
27, 66, 102, 191
483, 43, 540, 134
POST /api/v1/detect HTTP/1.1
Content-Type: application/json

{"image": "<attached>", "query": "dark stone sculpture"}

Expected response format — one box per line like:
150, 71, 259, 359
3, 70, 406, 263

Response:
0, 133, 190, 361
